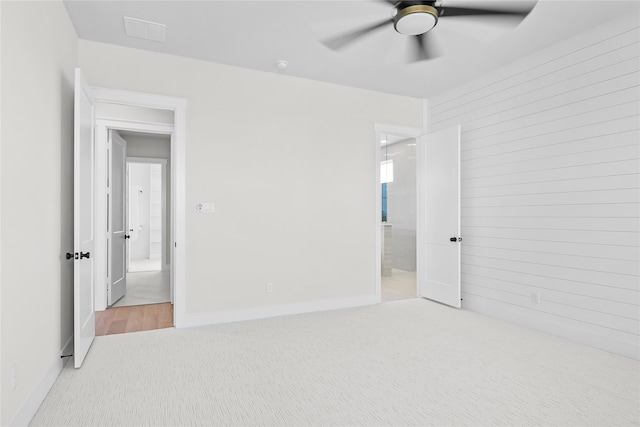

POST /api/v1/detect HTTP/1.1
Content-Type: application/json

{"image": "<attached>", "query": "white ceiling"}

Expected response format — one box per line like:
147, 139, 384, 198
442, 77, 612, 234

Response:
63, 0, 639, 99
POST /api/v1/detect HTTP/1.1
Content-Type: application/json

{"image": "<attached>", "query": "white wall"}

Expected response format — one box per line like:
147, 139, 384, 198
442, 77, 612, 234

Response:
77, 40, 423, 321
0, 1, 77, 424
148, 164, 163, 260
427, 13, 640, 359
129, 163, 152, 260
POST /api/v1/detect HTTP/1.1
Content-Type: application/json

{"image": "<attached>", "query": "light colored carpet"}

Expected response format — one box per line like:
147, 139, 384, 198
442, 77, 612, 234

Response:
112, 271, 170, 308
31, 299, 639, 426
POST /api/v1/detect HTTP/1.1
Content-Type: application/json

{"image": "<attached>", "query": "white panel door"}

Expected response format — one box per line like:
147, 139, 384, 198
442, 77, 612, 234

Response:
108, 130, 127, 305
419, 125, 461, 308
74, 68, 96, 368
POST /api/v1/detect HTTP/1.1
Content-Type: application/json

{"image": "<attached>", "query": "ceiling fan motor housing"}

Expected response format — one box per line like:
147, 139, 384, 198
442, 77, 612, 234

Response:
393, 2, 439, 35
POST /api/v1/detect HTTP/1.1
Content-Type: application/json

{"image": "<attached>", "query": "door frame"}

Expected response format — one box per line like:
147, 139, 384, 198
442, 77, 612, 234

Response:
126, 156, 169, 274
373, 124, 426, 302
91, 87, 186, 327
95, 121, 173, 310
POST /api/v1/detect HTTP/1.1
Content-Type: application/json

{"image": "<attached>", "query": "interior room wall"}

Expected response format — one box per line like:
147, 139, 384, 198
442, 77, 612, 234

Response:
124, 133, 171, 268
78, 40, 423, 319
382, 139, 417, 271
128, 163, 152, 260
0, 0, 78, 424
426, 13, 640, 359
148, 164, 163, 260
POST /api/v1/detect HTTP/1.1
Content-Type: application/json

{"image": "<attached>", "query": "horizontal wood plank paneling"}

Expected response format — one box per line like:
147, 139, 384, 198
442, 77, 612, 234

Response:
463, 124, 639, 166
462, 203, 639, 218
463, 245, 639, 276
463, 174, 640, 198
427, 13, 640, 358
462, 158, 640, 187
463, 215, 639, 232
462, 84, 639, 143
461, 236, 639, 262
463, 271, 639, 319
461, 286, 639, 342
461, 225, 638, 246
461, 263, 639, 305
431, 27, 640, 120
462, 144, 639, 179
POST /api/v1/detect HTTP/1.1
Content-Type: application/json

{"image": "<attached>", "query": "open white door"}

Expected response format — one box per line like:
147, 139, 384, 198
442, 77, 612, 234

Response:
418, 125, 461, 308
108, 130, 127, 305
74, 68, 96, 368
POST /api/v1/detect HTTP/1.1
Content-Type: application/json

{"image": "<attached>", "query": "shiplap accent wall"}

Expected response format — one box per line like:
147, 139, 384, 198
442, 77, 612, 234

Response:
426, 14, 639, 359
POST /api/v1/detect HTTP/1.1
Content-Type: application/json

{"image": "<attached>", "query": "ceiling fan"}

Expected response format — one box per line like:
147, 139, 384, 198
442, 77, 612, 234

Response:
322, 1, 537, 62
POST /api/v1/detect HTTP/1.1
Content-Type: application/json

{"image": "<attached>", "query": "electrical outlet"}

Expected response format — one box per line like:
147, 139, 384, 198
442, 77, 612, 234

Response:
531, 292, 541, 304
266, 282, 274, 294
196, 202, 215, 213
11, 365, 18, 390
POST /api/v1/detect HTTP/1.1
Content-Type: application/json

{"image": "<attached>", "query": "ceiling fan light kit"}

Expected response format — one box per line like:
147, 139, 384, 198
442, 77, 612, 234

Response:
322, 1, 536, 63
393, 4, 439, 35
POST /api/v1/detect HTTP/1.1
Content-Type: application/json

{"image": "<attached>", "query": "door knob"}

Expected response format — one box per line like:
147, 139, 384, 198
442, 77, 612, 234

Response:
124, 235, 130, 239
450, 237, 462, 242
66, 252, 78, 260
80, 251, 90, 259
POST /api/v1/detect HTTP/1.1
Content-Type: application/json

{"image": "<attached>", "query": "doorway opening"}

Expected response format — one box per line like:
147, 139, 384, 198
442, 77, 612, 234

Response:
380, 133, 418, 302
113, 145, 170, 309
93, 114, 176, 335
128, 162, 164, 273
73, 70, 186, 366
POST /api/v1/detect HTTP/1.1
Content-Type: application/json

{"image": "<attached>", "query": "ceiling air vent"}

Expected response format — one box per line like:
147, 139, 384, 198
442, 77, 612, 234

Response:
123, 17, 166, 42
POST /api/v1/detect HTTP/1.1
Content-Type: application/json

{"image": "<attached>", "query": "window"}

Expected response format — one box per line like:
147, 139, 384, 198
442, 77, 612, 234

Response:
380, 159, 394, 184
382, 183, 388, 222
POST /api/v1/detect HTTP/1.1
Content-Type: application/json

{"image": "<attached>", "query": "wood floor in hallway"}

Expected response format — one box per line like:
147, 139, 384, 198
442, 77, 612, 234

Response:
96, 302, 173, 336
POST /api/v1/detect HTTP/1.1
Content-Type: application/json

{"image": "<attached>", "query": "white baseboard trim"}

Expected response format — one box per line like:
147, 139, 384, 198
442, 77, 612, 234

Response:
463, 296, 640, 360
181, 295, 380, 329
9, 336, 73, 426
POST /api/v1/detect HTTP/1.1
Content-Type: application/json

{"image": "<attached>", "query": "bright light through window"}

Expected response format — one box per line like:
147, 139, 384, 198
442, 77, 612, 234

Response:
381, 159, 394, 184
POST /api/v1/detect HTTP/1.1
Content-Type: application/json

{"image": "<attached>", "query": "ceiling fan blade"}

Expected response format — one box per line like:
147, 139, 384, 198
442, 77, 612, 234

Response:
409, 32, 440, 63
322, 18, 393, 51
439, 4, 533, 18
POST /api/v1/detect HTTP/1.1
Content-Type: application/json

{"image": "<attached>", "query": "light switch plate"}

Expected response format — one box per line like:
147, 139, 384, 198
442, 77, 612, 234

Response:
196, 202, 215, 213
